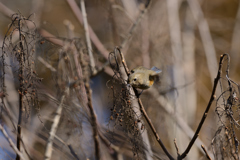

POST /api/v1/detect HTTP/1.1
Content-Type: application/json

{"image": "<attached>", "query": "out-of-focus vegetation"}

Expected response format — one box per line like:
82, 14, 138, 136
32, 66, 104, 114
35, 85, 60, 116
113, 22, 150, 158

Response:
0, 0, 240, 160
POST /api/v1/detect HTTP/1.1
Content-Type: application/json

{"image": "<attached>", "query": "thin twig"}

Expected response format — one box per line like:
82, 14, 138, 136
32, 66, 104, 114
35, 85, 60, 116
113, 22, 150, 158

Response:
148, 88, 213, 158
68, 145, 80, 160
174, 139, 180, 156
37, 57, 56, 72
38, 29, 64, 46
66, 0, 109, 59
120, 0, 152, 50
179, 54, 227, 159
80, 0, 96, 75
98, 130, 119, 153
117, 47, 171, 160
0, 124, 26, 160
44, 88, 69, 160
137, 98, 175, 160
79, 47, 100, 159
1, 103, 33, 160
71, 42, 89, 108
84, 83, 100, 159
201, 145, 212, 160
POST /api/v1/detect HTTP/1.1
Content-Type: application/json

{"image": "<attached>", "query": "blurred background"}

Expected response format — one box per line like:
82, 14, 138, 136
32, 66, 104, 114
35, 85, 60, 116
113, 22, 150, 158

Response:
0, 0, 239, 159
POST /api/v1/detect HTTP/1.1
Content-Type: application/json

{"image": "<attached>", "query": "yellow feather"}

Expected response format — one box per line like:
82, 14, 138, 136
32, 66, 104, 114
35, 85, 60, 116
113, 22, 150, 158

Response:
149, 80, 154, 86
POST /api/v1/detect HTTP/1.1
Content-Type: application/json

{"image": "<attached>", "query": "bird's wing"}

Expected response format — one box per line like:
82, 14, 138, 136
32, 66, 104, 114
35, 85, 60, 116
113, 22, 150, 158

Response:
150, 66, 162, 75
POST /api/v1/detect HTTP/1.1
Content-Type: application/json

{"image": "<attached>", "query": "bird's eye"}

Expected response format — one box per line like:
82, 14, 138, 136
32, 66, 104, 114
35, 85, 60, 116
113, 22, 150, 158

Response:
133, 78, 137, 81
131, 70, 134, 73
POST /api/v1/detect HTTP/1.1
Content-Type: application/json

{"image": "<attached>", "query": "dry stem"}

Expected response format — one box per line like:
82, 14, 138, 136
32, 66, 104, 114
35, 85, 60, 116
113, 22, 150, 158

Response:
66, 0, 109, 59
201, 145, 212, 160
80, 0, 96, 75
85, 83, 100, 159
0, 124, 26, 160
148, 88, 213, 157
16, 19, 24, 160
44, 89, 68, 160
178, 54, 226, 159
120, 0, 151, 49
137, 97, 175, 160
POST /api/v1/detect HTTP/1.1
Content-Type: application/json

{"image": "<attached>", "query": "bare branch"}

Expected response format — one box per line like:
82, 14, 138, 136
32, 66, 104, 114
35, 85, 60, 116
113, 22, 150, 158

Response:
80, 0, 96, 75
201, 145, 212, 160
148, 88, 213, 158
120, 1, 152, 50
0, 2, 14, 18
79, 45, 100, 159
0, 124, 26, 160
44, 88, 69, 160
38, 29, 64, 46
37, 57, 56, 72
174, 139, 180, 156
17, 17, 26, 160
179, 54, 227, 159
66, 0, 109, 59
68, 145, 80, 160
84, 83, 100, 159
137, 97, 175, 160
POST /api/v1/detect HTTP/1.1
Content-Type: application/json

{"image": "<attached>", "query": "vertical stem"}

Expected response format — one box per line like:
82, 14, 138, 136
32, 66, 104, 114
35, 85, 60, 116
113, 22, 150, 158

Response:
85, 83, 100, 159
16, 19, 24, 160
80, 0, 96, 75
79, 45, 100, 159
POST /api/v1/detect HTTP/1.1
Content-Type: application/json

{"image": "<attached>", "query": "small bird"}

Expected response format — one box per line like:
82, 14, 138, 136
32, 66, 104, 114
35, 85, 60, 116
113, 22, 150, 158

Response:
128, 66, 162, 90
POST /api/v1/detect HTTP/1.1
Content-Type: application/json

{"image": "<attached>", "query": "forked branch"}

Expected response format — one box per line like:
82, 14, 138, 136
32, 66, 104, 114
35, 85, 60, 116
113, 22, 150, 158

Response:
178, 54, 227, 159
116, 46, 227, 160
